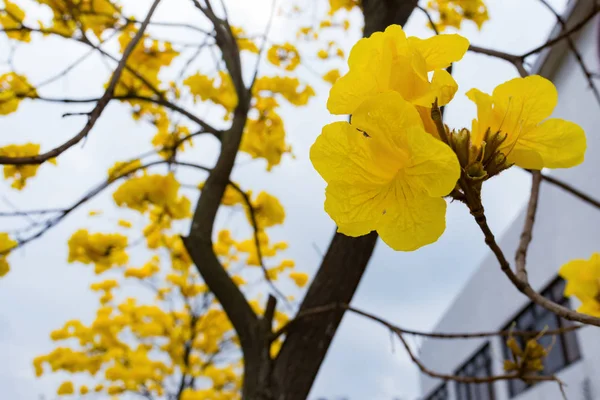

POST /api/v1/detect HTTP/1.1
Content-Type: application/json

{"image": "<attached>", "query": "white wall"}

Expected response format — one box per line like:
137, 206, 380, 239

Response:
419, 2, 600, 399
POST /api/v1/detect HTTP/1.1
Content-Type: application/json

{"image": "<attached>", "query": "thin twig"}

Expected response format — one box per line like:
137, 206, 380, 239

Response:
272, 303, 582, 342
515, 171, 542, 282
537, 0, 600, 105
0, 0, 163, 166
531, 170, 600, 210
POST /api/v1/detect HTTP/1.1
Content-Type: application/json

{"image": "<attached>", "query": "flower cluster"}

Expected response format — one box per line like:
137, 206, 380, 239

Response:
427, 0, 489, 31
0, 72, 36, 115
67, 230, 129, 274
115, 26, 179, 97
0, 143, 56, 189
36, 0, 121, 38
311, 24, 586, 251
0, 1, 30, 42
267, 43, 302, 71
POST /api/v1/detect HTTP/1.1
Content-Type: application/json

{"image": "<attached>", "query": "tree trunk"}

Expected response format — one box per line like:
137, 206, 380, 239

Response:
266, 2, 418, 399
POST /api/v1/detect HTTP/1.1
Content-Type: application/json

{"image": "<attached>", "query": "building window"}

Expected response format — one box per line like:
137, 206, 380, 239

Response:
502, 277, 581, 397
454, 343, 495, 400
423, 383, 448, 400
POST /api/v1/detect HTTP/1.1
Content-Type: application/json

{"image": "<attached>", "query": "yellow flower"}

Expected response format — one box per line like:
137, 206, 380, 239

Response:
125, 256, 160, 279
0, 233, 17, 277
57, 381, 74, 395
323, 69, 341, 85
114, 26, 178, 97
0, 72, 35, 115
467, 76, 586, 169
329, 0, 359, 15
289, 271, 309, 288
231, 275, 246, 286
152, 125, 192, 159
185, 71, 238, 115
328, 25, 469, 122
67, 229, 129, 274
107, 159, 142, 181
113, 173, 191, 219
317, 49, 329, 59
311, 92, 460, 251
118, 219, 132, 229
80, 385, 89, 395
241, 107, 290, 170
267, 43, 301, 71
231, 26, 259, 53
427, 0, 489, 31
90, 279, 119, 292
0, 143, 48, 189
253, 76, 315, 106
0, 1, 30, 42
246, 192, 285, 229
559, 253, 600, 317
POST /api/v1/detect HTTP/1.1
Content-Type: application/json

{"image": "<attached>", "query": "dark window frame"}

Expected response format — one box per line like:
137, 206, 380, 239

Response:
454, 342, 496, 400
502, 276, 581, 398
423, 382, 448, 400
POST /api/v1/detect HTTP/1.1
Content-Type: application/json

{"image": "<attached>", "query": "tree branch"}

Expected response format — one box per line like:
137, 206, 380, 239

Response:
515, 171, 542, 282
0, 0, 163, 166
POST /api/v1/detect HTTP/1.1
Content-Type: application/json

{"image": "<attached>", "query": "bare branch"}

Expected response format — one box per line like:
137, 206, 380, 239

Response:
0, 0, 163, 166
515, 171, 542, 282
537, 0, 600, 105
532, 170, 600, 210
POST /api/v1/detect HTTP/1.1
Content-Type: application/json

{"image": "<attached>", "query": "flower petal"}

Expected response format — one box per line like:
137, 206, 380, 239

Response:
324, 180, 385, 237
327, 71, 378, 115
408, 34, 470, 70
492, 75, 558, 133
466, 87, 494, 145
350, 91, 424, 141
376, 186, 447, 251
508, 118, 586, 169
401, 127, 460, 197
329, 31, 393, 115
417, 69, 459, 107
310, 121, 395, 185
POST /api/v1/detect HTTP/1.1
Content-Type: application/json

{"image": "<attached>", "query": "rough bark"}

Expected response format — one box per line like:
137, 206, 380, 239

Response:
269, 2, 417, 399
362, 0, 419, 37
186, 2, 418, 399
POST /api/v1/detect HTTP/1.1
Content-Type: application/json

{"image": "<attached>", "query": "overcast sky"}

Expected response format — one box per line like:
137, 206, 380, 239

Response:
0, 0, 574, 399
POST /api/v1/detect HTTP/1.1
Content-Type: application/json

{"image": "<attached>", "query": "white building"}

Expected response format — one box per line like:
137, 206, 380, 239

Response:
419, 1, 600, 399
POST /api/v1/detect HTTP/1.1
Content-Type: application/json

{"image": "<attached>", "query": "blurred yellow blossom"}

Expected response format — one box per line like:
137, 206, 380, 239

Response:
0, 143, 49, 189
0, 233, 17, 276
289, 271, 309, 287
67, 230, 129, 274
560, 253, 600, 317
267, 43, 301, 71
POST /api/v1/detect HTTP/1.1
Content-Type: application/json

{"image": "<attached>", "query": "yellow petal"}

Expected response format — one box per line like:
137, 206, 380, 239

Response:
466, 88, 494, 145
377, 188, 447, 251
508, 119, 586, 169
351, 91, 424, 141
492, 75, 558, 134
324, 180, 384, 237
327, 71, 378, 115
408, 34, 470, 70
310, 122, 394, 185
329, 31, 392, 115
410, 69, 459, 107
416, 106, 440, 139
401, 127, 460, 197
578, 299, 600, 317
